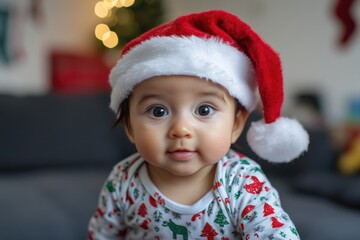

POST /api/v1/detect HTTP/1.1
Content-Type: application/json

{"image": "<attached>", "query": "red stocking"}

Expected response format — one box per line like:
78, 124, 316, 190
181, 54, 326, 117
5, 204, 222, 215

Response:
334, 0, 357, 46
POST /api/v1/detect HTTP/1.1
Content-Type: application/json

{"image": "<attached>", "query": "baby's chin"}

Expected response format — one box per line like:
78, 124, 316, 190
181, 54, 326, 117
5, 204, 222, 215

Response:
167, 164, 217, 178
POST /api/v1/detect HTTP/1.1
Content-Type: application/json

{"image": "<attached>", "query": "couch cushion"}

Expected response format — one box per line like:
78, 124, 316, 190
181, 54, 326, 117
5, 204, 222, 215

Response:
293, 171, 360, 209
0, 93, 136, 170
0, 169, 110, 240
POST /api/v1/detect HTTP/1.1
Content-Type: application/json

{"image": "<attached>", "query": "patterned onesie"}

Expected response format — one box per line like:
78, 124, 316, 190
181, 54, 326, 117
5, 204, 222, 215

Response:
88, 149, 300, 240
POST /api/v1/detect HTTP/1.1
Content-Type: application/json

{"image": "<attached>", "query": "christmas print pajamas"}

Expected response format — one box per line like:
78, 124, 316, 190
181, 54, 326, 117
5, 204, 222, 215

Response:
88, 150, 300, 240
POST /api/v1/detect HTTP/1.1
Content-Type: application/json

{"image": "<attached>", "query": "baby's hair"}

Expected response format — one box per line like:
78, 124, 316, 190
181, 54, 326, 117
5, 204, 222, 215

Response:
113, 96, 131, 129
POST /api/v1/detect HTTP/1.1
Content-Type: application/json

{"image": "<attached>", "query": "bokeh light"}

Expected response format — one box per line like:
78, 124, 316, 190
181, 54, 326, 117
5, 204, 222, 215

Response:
103, 0, 118, 9
94, 1, 109, 18
95, 0, 136, 48
95, 24, 110, 40
118, 0, 135, 8
94, 0, 161, 49
102, 31, 119, 48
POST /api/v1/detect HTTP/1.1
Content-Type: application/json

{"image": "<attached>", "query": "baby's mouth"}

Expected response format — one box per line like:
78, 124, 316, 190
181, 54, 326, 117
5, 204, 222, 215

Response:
167, 149, 195, 161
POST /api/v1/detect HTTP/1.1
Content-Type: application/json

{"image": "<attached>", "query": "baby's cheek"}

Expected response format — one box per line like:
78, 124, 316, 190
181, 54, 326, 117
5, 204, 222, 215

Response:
202, 135, 232, 162
134, 132, 162, 159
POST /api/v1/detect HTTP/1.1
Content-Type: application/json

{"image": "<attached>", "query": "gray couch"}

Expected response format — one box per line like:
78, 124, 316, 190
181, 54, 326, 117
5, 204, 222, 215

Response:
1, 93, 359, 240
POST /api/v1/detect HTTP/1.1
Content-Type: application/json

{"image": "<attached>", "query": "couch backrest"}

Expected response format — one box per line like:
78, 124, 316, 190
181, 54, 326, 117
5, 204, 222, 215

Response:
0, 93, 336, 175
0, 93, 136, 171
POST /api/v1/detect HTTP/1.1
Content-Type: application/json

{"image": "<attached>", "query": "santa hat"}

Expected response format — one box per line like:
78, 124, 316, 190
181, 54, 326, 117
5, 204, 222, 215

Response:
109, 10, 309, 163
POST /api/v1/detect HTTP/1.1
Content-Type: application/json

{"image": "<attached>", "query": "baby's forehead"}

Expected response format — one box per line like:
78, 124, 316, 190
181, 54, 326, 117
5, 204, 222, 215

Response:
132, 75, 232, 96
133, 75, 228, 93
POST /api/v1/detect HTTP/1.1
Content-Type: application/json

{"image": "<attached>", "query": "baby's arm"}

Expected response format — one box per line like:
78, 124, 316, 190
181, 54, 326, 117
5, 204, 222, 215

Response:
235, 165, 300, 239
88, 171, 127, 239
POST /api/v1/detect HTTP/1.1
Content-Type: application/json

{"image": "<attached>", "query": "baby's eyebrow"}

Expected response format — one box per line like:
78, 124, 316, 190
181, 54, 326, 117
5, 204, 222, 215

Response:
136, 90, 228, 105
198, 91, 228, 103
136, 94, 163, 105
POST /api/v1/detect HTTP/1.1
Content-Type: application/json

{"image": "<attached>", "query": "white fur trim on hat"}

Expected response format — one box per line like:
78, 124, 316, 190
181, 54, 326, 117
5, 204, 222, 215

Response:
109, 36, 257, 112
246, 117, 310, 163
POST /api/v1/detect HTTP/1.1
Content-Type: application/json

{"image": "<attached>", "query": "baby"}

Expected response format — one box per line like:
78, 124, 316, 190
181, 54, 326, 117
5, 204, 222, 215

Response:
88, 10, 309, 240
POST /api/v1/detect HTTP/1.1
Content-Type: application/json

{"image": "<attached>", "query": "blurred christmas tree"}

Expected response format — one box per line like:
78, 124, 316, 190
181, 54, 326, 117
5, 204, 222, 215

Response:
94, 0, 164, 51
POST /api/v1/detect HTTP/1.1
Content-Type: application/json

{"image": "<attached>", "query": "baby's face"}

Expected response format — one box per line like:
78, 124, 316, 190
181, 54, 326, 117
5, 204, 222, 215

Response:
125, 75, 247, 177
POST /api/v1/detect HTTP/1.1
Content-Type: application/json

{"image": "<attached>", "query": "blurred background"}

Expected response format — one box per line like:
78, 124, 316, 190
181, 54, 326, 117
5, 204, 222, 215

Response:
0, 0, 360, 239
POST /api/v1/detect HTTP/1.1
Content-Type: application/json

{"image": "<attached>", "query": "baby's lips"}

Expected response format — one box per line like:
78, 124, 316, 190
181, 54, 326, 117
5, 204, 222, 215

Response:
167, 150, 195, 161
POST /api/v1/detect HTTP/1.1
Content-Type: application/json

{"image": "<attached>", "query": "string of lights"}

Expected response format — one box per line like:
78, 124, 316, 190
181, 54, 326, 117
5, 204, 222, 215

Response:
94, 0, 163, 50
94, 0, 135, 48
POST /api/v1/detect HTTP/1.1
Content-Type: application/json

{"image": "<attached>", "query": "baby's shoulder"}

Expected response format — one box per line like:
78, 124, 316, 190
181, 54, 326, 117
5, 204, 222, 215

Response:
221, 149, 264, 175
112, 153, 142, 174
218, 150, 270, 191
106, 153, 144, 191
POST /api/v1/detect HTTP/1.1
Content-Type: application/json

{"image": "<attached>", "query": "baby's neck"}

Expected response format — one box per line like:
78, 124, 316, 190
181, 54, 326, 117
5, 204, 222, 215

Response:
146, 164, 217, 205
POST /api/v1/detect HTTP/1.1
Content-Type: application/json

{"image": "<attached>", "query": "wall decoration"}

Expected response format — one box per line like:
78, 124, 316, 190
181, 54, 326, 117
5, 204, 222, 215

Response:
0, 5, 11, 63
333, 0, 358, 47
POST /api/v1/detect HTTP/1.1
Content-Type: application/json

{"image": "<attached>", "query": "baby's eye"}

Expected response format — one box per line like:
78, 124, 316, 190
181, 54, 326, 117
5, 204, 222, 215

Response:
195, 104, 215, 116
147, 106, 169, 118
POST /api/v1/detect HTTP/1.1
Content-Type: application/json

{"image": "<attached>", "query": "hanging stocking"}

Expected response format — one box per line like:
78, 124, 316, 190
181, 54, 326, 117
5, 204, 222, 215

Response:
334, 0, 358, 46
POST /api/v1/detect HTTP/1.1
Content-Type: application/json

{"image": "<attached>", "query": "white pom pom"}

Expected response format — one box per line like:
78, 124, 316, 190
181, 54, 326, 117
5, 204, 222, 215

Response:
246, 117, 309, 163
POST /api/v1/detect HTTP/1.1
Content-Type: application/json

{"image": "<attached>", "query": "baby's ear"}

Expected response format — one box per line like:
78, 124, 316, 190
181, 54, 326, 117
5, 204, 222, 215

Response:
124, 123, 135, 143
231, 110, 249, 143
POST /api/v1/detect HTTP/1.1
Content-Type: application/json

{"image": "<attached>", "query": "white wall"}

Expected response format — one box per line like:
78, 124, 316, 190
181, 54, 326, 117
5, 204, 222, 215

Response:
0, 0, 100, 95
0, 0, 359, 124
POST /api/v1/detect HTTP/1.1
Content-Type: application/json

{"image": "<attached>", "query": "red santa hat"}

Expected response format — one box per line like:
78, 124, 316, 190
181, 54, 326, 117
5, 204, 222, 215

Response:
109, 10, 309, 163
